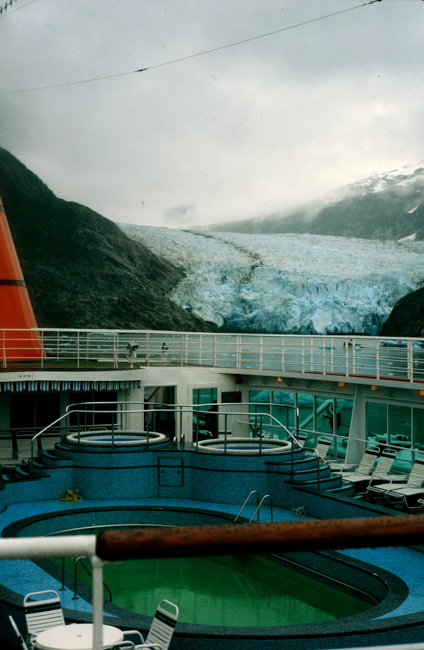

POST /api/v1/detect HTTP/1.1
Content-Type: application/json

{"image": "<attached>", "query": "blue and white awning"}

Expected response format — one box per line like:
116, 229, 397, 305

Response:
0, 379, 141, 392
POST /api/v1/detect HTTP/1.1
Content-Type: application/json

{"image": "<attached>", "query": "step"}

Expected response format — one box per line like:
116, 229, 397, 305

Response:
39, 450, 73, 467
27, 458, 51, 477
267, 457, 325, 473
286, 464, 332, 484
325, 482, 356, 497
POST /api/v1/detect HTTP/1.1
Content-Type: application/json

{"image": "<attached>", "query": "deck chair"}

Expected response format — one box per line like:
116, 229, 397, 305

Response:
9, 616, 29, 650
383, 457, 424, 508
115, 600, 178, 650
305, 437, 332, 463
332, 446, 379, 479
340, 449, 396, 489
144, 599, 179, 650
24, 590, 65, 649
368, 456, 424, 505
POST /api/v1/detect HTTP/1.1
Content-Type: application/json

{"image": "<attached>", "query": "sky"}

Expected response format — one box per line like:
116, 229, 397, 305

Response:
0, 0, 423, 229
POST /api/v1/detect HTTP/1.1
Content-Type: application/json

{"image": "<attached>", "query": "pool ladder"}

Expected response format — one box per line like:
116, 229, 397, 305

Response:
234, 490, 273, 524
59, 555, 112, 603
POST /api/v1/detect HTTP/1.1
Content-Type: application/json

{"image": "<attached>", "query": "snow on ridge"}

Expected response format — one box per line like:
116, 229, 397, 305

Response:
120, 225, 424, 335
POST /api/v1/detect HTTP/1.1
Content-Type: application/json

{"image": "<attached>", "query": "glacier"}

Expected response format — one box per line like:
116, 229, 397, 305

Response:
120, 224, 424, 336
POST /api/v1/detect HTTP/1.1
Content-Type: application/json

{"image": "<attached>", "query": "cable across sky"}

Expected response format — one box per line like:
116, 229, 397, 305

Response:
0, 0, 381, 95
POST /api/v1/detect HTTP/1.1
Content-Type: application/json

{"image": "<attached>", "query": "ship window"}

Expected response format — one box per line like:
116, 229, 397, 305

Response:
10, 393, 60, 434
388, 404, 411, 447
414, 409, 424, 451
68, 391, 118, 428
144, 386, 176, 439
272, 391, 295, 434
249, 390, 271, 438
366, 402, 424, 473
297, 393, 314, 438
193, 387, 218, 440
366, 402, 387, 446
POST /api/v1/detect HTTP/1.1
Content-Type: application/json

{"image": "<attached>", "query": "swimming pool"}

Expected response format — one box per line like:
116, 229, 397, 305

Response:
104, 554, 370, 626
2, 504, 407, 649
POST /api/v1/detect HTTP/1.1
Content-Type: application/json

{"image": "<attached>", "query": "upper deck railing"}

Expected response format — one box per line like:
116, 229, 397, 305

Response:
1, 328, 424, 385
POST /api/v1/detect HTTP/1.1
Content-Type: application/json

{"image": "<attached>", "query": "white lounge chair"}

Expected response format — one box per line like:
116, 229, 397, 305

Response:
9, 615, 29, 650
332, 446, 379, 479
116, 600, 179, 650
368, 456, 424, 508
23, 590, 65, 649
306, 437, 332, 463
339, 449, 397, 490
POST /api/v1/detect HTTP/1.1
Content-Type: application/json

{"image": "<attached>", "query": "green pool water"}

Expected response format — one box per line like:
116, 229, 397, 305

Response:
76, 554, 370, 627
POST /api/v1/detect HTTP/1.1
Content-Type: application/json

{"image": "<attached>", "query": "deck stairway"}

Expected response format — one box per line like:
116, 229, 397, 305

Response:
266, 445, 356, 497
0, 438, 355, 498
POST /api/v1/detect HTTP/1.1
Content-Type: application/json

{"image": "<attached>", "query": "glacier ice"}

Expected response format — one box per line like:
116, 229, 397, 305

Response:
120, 224, 424, 335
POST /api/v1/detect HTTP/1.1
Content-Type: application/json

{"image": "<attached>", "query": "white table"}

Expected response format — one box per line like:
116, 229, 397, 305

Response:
35, 623, 123, 650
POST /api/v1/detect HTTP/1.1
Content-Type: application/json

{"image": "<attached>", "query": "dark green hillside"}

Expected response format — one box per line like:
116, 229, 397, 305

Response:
210, 171, 424, 241
0, 147, 212, 331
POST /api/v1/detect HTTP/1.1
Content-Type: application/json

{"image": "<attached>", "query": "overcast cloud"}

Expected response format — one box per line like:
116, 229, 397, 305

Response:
0, 0, 423, 228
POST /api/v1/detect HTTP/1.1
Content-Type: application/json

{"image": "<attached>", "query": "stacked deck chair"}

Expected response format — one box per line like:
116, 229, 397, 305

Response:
339, 449, 405, 494
332, 446, 379, 484
367, 455, 424, 509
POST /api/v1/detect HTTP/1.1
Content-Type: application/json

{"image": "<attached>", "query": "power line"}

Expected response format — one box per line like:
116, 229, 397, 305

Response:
0, 0, 381, 95
0, 0, 39, 17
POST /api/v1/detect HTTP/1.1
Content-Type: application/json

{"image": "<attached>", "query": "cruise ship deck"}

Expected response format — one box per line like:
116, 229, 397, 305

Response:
1, 328, 424, 649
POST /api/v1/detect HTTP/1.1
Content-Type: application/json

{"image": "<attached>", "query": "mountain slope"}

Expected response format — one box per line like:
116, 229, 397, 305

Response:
208, 165, 424, 240
0, 147, 211, 331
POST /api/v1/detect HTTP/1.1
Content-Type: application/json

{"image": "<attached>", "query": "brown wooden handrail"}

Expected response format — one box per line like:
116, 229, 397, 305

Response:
96, 513, 424, 561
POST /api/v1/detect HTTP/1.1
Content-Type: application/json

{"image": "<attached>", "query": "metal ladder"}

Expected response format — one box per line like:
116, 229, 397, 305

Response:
234, 490, 273, 523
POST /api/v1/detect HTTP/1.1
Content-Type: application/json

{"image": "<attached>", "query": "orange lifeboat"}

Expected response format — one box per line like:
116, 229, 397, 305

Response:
0, 193, 44, 362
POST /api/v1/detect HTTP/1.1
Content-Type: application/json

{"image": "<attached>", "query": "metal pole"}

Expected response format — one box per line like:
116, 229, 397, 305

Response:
91, 555, 104, 650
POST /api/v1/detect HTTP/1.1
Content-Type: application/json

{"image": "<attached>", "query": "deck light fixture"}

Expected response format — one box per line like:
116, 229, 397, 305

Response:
371, 385, 378, 391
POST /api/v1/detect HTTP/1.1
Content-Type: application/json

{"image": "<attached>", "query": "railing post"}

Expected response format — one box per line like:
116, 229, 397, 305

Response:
376, 338, 380, 380
91, 555, 105, 650
40, 330, 44, 368
259, 336, 263, 371
2, 330, 6, 368
76, 330, 80, 368
213, 335, 216, 368
408, 339, 413, 382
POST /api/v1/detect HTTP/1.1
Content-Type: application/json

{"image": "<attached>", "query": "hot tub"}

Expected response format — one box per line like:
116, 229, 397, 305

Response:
195, 436, 292, 454
65, 429, 167, 446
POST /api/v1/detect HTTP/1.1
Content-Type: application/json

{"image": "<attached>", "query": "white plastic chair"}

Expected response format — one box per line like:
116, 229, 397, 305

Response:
9, 615, 29, 650
116, 599, 179, 650
23, 590, 65, 648
145, 599, 178, 650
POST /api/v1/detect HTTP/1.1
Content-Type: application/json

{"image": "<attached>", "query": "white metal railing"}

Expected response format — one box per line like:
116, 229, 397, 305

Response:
0, 328, 423, 384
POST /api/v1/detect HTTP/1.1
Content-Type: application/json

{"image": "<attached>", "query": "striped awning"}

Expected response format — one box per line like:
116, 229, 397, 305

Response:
0, 379, 141, 392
